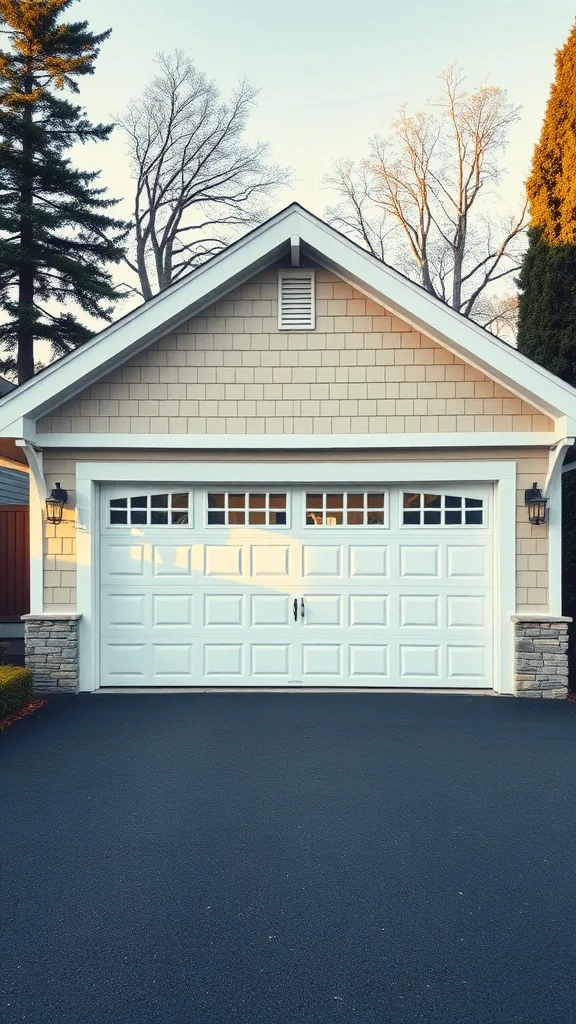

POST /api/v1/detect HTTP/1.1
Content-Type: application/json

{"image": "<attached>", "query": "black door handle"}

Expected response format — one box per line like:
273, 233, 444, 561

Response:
300, 597, 305, 619
293, 598, 298, 622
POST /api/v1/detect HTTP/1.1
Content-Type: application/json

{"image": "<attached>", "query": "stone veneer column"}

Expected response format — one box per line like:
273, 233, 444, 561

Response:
513, 616, 571, 698
22, 614, 81, 694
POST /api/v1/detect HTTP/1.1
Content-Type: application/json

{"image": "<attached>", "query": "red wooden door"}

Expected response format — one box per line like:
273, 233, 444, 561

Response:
0, 505, 30, 621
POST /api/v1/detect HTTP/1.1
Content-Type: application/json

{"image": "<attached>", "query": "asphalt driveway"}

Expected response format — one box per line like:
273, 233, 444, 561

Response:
2, 694, 576, 1024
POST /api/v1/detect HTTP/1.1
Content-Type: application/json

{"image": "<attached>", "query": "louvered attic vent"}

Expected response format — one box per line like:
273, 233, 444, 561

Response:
278, 271, 315, 330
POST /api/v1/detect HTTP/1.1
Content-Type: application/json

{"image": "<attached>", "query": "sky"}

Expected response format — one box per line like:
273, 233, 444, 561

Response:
73, 0, 575, 222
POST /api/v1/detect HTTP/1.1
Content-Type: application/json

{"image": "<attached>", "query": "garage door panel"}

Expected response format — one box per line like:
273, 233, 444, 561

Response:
152, 644, 193, 677
349, 645, 389, 679
250, 544, 291, 578
204, 545, 244, 578
399, 545, 440, 578
302, 594, 342, 627
102, 543, 147, 579
153, 594, 194, 627
349, 594, 389, 627
302, 643, 342, 678
250, 594, 292, 627
447, 645, 487, 679
446, 545, 486, 577
250, 644, 291, 678
446, 595, 487, 627
302, 545, 342, 578
400, 595, 440, 627
204, 593, 244, 627
349, 545, 388, 578
152, 545, 194, 576
204, 644, 244, 678
104, 592, 147, 627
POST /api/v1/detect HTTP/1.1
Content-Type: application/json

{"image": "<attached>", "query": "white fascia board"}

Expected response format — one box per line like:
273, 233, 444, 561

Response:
295, 211, 576, 420
34, 431, 556, 450
77, 460, 515, 485
0, 210, 298, 430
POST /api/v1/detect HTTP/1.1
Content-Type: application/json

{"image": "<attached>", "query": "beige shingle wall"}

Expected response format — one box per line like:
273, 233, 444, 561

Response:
42, 447, 549, 613
37, 268, 553, 436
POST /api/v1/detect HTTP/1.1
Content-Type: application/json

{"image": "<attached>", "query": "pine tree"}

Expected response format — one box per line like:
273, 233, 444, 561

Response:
0, 0, 128, 382
517, 22, 576, 380
517, 22, 576, 674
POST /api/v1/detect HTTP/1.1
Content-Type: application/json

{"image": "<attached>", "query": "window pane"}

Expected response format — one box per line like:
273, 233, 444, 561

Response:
110, 510, 127, 524
347, 493, 364, 509
229, 493, 245, 509
270, 511, 287, 525
325, 511, 343, 525
366, 511, 385, 525
306, 493, 323, 509
306, 512, 322, 525
270, 493, 287, 509
445, 510, 463, 525
208, 493, 225, 508
367, 492, 385, 508
423, 494, 441, 508
465, 498, 483, 508
171, 493, 188, 508
110, 498, 127, 509
404, 493, 420, 508
326, 493, 344, 509
465, 510, 483, 525
346, 510, 364, 525
403, 511, 420, 525
423, 510, 441, 524
131, 496, 147, 509
445, 496, 462, 508
151, 494, 168, 508
248, 511, 266, 525
208, 511, 225, 525
171, 511, 188, 525
151, 510, 168, 525
228, 510, 246, 525
248, 494, 266, 509
130, 510, 147, 525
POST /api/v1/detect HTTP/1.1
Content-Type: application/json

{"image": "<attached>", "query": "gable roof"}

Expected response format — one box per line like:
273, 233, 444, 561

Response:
1, 202, 575, 433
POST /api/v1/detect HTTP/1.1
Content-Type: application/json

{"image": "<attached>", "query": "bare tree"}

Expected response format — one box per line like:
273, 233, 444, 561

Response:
117, 51, 289, 299
325, 67, 527, 335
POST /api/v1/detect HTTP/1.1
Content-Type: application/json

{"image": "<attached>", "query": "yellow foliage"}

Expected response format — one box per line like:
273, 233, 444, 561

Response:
527, 21, 576, 243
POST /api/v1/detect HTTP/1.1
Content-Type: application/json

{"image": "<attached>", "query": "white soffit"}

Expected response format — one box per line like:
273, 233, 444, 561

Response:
1, 203, 576, 431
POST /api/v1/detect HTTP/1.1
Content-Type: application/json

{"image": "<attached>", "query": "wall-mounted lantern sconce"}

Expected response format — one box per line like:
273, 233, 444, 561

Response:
525, 482, 548, 526
45, 482, 68, 525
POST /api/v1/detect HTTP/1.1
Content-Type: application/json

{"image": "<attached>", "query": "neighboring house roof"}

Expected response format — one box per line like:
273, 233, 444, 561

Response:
0, 465, 29, 505
0, 375, 15, 398
0, 203, 575, 432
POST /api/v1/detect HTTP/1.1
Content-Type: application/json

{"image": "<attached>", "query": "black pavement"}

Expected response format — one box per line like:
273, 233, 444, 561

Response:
2, 693, 576, 1024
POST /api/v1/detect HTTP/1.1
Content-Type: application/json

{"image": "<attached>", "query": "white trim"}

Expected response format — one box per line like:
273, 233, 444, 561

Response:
33, 431, 557, 451
290, 234, 300, 267
2, 203, 576, 428
27, 469, 44, 614
76, 460, 516, 486
544, 437, 575, 495
22, 612, 81, 620
544, 437, 574, 617
75, 459, 516, 695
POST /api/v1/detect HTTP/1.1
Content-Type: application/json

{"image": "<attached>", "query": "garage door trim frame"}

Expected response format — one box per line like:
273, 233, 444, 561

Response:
75, 460, 516, 694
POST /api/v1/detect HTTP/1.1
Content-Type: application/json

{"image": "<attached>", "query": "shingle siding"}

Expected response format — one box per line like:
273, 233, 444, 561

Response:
0, 466, 29, 505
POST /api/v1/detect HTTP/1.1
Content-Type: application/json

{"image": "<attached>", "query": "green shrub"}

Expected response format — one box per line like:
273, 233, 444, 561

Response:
0, 666, 33, 717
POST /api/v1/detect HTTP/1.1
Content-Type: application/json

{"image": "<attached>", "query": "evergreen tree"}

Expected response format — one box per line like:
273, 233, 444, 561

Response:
517, 22, 576, 677
0, 0, 128, 382
517, 22, 576, 380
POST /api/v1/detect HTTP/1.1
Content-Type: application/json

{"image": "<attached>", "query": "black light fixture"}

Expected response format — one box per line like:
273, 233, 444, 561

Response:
524, 482, 547, 525
45, 482, 68, 525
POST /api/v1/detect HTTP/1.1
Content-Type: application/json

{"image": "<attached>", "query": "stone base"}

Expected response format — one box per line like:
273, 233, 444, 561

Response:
23, 615, 81, 694
513, 617, 570, 699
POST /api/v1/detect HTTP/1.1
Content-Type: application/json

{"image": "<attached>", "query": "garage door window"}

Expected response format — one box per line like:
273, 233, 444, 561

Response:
109, 492, 190, 526
305, 492, 386, 527
207, 492, 287, 526
402, 492, 484, 526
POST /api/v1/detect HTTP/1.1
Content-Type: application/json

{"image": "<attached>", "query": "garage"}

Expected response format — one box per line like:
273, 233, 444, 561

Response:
99, 482, 492, 688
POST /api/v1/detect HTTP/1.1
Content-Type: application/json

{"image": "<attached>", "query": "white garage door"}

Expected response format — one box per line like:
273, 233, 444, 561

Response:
99, 484, 493, 688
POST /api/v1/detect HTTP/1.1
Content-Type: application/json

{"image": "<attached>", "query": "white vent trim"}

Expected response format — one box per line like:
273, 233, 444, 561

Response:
278, 270, 315, 330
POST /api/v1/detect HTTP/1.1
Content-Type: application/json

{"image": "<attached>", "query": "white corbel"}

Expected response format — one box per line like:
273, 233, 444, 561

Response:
290, 234, 300, 267
15, 438, 46, 500
545, 437, 575, 495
